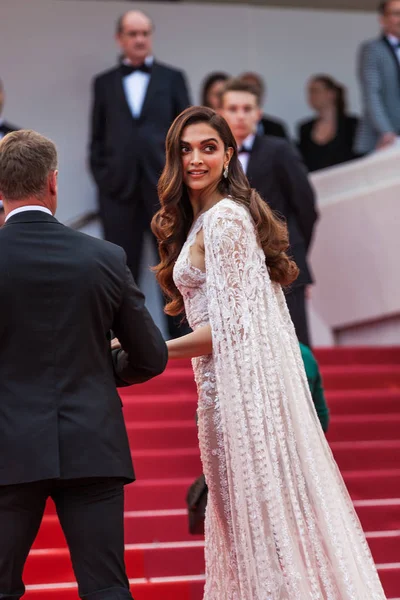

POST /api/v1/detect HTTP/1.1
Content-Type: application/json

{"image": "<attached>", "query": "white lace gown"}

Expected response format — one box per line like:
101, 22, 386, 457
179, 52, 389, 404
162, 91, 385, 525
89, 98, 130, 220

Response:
173, 198, 386, 600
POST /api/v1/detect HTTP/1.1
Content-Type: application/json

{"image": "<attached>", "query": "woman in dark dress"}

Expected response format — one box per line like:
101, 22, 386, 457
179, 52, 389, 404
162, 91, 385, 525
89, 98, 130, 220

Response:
297, 75, 359, 172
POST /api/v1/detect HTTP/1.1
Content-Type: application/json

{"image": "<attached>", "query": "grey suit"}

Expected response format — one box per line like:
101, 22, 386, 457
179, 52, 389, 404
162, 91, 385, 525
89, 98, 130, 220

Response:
355, 36, 400, 154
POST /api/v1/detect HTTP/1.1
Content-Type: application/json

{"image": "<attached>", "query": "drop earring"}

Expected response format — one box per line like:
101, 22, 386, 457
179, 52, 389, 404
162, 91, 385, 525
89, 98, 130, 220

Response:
223, 165, 229, 179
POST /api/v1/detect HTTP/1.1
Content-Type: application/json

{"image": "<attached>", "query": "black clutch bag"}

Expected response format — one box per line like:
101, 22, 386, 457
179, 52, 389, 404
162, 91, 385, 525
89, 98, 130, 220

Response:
186, 474, 208, 535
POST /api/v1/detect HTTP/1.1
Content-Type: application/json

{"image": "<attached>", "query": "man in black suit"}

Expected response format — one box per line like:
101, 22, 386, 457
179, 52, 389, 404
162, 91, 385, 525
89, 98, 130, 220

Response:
89, 10, 191, 338
220, 79, 318, 346
0, 79, 19, 226
0, 130, 168, 600
239, 72, 289, 140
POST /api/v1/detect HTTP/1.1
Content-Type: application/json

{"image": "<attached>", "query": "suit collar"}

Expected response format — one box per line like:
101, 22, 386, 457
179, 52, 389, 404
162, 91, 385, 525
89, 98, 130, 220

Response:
3, 210, 60, 226
5, 205, 52, 223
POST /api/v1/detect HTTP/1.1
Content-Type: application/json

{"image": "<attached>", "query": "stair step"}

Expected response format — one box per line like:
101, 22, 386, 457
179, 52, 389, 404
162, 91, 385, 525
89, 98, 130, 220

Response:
22, 565, 400, 600
327, 414, 400, 442
313, 347, 400, 366
331, 440, 400, 470
120, 389, 400, 422
43, 470, 400, 516
25, 534, 400, 585
327, 389, 400, 416
34, 501, 400, 549
25, 542, 206, 585
131, 365, 400, 395
25, 575, 205, 600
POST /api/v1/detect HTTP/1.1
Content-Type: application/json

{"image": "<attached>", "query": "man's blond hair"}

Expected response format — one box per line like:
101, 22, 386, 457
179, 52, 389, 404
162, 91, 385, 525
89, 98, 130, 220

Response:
0, 130, 58, 201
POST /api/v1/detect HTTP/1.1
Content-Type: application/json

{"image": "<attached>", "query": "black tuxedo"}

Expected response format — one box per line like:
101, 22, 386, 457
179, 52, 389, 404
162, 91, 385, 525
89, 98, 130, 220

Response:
259, 114, 289, 140
90, 61, 190, 207
0, 210, 167, 599
89, 61, 190, 338
245, 135, 318, 345
0, 120, 19, 137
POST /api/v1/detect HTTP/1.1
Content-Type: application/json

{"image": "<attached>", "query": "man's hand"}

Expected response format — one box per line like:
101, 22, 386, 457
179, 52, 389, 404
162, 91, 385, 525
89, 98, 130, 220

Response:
377, 132, 397, 150
111, 338, 121, 350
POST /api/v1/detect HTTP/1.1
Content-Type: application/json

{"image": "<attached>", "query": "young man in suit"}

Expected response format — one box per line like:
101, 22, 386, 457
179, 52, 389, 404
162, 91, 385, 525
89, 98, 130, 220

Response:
0, 79, 19, 226
89, 10, 191, 338
220, 79, 318, 347
0, 130, 168, 600
355, 0, 400, 154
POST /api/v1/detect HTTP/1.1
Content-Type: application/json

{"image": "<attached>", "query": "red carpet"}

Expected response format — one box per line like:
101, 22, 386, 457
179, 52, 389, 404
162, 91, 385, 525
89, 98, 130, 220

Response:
25, 347, 400, 599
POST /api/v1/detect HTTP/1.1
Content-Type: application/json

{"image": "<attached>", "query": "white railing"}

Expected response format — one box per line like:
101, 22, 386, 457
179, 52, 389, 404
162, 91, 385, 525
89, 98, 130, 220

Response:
309, 145, 400, 346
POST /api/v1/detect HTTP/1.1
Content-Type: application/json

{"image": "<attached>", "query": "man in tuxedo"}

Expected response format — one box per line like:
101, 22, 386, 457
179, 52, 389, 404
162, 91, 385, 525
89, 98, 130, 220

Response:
0, 130, 168, 600
355, 0, 400, 154
220, 79, 318, 346
239, 72, 289, 140
0, 79, 19, 226
89, 10, 191, 338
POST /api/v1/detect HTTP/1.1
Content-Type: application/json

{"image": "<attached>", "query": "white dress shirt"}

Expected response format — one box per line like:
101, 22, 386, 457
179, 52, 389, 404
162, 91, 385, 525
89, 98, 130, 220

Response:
5, 205, 53, 222
238, 133, 256, 175
122, 56, 154, 119
387, 34, 400, 65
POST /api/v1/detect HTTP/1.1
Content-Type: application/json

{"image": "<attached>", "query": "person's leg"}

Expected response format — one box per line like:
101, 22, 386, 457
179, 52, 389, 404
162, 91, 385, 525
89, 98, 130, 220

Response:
98, 194, 144, 283
285, 286, 311, 347
52, 478, 133, 600
148, 233, 191, 339
0, 481, 49, 600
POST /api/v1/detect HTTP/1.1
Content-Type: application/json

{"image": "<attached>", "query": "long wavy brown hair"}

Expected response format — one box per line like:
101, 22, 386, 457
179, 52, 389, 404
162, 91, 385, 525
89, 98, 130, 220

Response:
151, 106, 299, 317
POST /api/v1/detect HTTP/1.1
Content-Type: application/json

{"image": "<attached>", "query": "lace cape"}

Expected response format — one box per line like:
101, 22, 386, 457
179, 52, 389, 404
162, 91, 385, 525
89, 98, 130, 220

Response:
202, 199, 386, 599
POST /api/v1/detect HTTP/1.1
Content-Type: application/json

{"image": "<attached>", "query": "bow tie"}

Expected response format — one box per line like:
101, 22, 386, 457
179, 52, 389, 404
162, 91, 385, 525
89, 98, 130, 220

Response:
120, 63, 152, 77
238, 145, 252, 154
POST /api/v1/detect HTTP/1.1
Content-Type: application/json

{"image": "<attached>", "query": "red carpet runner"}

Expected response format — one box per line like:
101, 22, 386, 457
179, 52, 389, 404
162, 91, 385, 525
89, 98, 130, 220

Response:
25, 347, 400, 599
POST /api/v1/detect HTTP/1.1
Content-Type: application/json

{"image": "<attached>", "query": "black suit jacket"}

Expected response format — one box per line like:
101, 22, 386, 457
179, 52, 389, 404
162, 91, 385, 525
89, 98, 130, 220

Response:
0, 211, 168, 486
260, 115, 289, 140
0, 121, 19, 137
246, 135, 318, 287
89, 61, 191, 207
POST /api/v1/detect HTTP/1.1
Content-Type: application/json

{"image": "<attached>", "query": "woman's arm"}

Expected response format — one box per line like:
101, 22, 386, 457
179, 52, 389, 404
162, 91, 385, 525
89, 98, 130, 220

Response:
167, 324, 212, 360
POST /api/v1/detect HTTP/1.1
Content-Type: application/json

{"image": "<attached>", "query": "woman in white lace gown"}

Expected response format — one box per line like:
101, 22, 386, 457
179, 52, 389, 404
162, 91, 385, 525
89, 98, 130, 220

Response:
151, 106, 387, 600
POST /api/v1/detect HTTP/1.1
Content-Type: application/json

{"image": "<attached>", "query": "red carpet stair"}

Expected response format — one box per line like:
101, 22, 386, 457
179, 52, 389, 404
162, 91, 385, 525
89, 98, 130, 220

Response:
25, 347, 400, 599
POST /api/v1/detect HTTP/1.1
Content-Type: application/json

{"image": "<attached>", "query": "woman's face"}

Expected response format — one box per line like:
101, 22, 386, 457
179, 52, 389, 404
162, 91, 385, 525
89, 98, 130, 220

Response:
180, 122, 231, 193
307, 80, 335, 112
206, 80, 226, 110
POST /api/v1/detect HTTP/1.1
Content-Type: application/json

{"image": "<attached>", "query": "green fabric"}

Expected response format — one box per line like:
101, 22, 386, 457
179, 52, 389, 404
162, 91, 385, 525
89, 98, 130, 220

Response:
300, 343, 330, 433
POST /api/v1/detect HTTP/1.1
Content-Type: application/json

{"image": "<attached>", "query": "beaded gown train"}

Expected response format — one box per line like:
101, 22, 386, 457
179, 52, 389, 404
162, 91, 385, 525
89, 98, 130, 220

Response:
173, 198, 386, 600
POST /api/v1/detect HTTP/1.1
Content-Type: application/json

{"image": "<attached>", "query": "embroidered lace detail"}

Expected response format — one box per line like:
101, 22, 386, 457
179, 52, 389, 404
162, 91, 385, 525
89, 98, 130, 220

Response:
173, 198, 386, 600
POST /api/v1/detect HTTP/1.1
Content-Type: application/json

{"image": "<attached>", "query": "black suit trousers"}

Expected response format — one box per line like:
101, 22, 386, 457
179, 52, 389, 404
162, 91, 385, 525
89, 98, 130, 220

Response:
285, 286, 311, 347
0, 478, 133, 600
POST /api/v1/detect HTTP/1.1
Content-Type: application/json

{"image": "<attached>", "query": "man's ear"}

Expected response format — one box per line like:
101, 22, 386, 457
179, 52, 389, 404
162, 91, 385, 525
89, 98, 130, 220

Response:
49, 170, 58, 196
